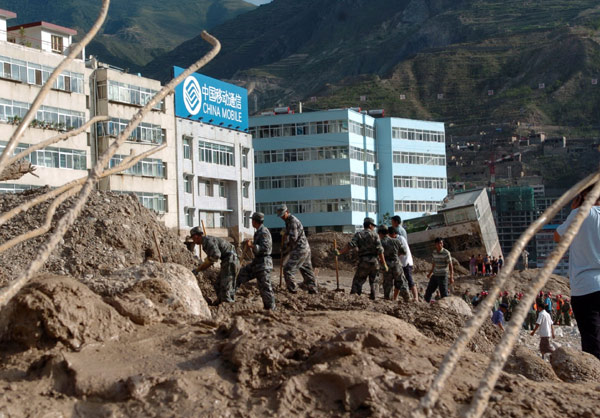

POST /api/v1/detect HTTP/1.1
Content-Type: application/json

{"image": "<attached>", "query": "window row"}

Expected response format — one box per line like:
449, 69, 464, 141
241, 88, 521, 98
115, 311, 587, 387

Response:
392, 127, 445, 143
393, 151, 446, 166
0, 183, 38, 194
393, 176, 447, 190
394, 200, 441, 213
109, 155, 165, 178
257, 198, 377, 215
0, 141, 87, 170
114, 191, 167, 213
256, 172, 377, 190
254, 145, 376, 164
198, 141, 234, 166
0, 98, 85, 129
0, 55, 84, 93
96, 118, 164, 144
250, 119, 375, 139
96, 80, 163, 110
192, 178, 229, 198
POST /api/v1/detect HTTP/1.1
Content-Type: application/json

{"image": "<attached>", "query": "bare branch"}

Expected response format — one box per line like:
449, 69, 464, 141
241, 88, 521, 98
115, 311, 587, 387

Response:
0, 186, 80, 254
0, 31, 219, 308
465, 176, 600, 418
0, 142, 167, 228
413, 170, 600, 418
0, 160, 36, 181
8, 116, 110, 165
0, 0, 111, 176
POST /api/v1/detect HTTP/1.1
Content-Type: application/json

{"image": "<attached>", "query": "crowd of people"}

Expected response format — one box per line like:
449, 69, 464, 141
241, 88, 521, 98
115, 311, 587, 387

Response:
469, 254, 503, 276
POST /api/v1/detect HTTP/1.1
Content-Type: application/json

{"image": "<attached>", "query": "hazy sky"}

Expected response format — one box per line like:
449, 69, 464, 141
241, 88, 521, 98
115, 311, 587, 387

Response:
246, 0, 272, 5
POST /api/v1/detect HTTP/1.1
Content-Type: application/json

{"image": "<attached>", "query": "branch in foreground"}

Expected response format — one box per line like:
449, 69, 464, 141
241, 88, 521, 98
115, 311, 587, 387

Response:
0, 160, 36, 182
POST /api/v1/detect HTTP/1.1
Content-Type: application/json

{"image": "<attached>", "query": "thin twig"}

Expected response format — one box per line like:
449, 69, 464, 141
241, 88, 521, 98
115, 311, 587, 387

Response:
0, 0, 111, 176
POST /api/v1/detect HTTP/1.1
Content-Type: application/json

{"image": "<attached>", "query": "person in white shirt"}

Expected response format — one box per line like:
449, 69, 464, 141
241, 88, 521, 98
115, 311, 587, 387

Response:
531, 303, 555, 359
390, 229, 419, 301
555, 184, 600, 360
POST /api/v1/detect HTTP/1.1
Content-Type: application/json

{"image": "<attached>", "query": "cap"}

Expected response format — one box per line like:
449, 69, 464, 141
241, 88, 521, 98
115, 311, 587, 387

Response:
190, 226, 204, 237
275, 204, 288, 217
388, 226, 398, 235
363, 217, 376, 226
377, 225, 388, 234
251, 212, 264, 222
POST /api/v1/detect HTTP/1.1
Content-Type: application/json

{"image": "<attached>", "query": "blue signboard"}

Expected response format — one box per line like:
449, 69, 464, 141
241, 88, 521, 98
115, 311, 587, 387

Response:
173, 66, 248, 131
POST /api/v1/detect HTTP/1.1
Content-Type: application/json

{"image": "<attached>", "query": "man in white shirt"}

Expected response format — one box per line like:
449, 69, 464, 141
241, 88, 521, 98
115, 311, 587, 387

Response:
390, 228, 419, 301
555, 184, 600, 360
531, 303, 555, 359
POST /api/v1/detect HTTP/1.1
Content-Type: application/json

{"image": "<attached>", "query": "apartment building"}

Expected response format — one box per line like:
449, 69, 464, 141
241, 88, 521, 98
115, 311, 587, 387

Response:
249, 108, 447, 232
173, 67, 254, 240
87, 63, 178, 228
0, 10, 90, 193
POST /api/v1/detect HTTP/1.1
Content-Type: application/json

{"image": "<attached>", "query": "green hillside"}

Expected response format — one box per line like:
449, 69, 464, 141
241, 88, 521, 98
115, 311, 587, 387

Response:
0, 0, 255, 70
144, 0, 600, 136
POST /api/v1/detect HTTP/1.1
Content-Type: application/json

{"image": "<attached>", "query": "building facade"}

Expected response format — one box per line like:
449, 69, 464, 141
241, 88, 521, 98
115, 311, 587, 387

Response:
249, 108, 447, 232
0, 11, 90, 193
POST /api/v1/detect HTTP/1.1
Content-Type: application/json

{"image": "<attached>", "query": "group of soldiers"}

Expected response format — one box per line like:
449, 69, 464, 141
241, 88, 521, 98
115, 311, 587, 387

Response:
187, 206, 418, 310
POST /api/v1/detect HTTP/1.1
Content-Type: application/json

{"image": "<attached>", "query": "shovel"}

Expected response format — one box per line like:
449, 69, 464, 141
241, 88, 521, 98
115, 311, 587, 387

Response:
279, 233, 285, 288
334, 239, 344, 292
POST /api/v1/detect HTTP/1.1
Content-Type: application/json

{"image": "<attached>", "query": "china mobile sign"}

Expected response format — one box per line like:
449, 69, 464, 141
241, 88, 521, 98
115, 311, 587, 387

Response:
173, 66, 248, 131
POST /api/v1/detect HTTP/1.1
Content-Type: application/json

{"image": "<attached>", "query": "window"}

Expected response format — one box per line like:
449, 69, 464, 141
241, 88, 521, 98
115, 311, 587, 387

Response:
242, 182, 249, 198
184, 175, 193, 194
106, 80, 162, 110
219, 181, 226, 197
109, 155, 164, 178
244, 211, 251, 228
205, 181, 213, 197
51, 35, 63, 53
205, 212, 215, 228
242, 148, 249, 168
0, 141, 87, 171
219, 212, 226, 227
96, 118, 162, 144
183, 137, 191, 160
198, 141, 234, 166
186, 208, 195, 227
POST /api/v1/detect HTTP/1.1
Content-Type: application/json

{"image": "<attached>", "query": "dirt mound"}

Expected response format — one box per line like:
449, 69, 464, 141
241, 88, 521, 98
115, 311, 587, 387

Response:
308, 231, 355, 270
452, 269, 570, 297
85, 262, 212, 325
0, 188, 196, 285
504, 346, 559, 382
551, 347, 600, 383
0, 274, 132, 350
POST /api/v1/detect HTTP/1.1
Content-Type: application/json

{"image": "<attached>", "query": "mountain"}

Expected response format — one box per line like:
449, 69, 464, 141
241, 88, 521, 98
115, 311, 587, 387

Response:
143, 0, 600, 137
0, 0, 255, 70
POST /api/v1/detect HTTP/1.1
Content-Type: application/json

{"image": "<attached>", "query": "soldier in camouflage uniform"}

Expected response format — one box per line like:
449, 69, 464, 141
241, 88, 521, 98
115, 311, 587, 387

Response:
337, 217, 387, 300
276, 205, 318, 294
384, 226, 410, 301
190, 226, 240, 304
236, 212, 275, 310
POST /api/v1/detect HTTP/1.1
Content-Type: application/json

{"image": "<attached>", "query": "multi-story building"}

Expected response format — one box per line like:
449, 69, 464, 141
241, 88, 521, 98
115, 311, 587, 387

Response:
249, 108, 447, 232
173, 67, 254, 240
0, 11, 90, 193
87, 63, 179, 228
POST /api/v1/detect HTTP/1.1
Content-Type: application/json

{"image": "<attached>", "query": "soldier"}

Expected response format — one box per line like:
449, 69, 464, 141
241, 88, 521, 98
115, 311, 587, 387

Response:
381, 226, 410, 301
236, 212, 275, 310
276, 205, 318, 294
561, 298, 572, 326
190, 226, 240, 305
337, 217, 387, 300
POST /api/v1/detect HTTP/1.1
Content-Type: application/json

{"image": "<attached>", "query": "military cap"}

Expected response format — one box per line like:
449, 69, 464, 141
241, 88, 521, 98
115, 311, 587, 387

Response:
388, 226, 398, 235
251, 212, 265, 222
363, 217, 376, 226
275, 204, 288, 217
189, 226, 204, 236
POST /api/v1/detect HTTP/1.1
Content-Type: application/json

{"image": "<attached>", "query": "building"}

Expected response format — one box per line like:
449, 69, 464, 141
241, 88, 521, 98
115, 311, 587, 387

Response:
173, 67, 254, 240
0, 10, 90, 193
87, 63, 179, 228
404, 189, 502, 263
249, 108, 447, 232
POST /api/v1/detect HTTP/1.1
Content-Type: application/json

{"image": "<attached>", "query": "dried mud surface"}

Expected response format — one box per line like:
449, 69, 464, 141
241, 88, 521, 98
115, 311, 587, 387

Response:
1, 192, 600, 417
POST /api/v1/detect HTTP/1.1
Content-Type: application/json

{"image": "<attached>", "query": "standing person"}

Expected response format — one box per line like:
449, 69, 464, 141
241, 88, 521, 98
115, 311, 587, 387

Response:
190, 227, 240, 305
498, 255, 504, 271
236, 212, 275, 310
469, 255, 476, 276
492, 303, 508, 331
476, 254, 484, 276
484, 254, 491, 276
561, 298, 572, 326
555, 184, 600, 359
276, 205, 318, 294
337, 217, 387, 299
390, 226, 419, 301
521, 249, 529, 270
390, 215, 408, 241
524, 303, 537, 331
424, 237, 454, 303
544, 292, 553, 314
491, 257, 499, 276
531, 303, 555, 359
380, 226, 410, 301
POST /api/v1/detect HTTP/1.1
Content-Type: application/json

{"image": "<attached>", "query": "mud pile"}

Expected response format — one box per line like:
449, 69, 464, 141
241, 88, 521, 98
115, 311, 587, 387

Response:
453, 269, 571, 296
0, 188, 196, 285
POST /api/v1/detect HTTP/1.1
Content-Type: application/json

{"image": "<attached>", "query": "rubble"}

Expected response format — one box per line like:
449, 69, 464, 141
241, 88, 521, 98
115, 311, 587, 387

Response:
550, 347, 600, 383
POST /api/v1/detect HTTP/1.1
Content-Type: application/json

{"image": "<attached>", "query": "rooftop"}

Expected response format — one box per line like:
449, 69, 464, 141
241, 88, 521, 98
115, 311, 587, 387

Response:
439, 189, 485, 212
0, 8, 16, 19
8, 21, 77, 36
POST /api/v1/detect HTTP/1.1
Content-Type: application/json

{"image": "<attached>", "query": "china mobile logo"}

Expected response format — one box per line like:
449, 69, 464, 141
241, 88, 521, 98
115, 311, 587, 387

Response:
183, 76, 201, 116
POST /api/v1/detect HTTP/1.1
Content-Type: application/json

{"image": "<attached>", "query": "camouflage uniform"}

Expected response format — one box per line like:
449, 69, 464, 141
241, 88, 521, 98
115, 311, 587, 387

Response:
524, 305, 537, 330
283, 214, 317, 293
381, 236, 409, 300
236, 224, 275, 309
349, 229, 384, 299
561, 300, 572, 326
202, 236, 240, 303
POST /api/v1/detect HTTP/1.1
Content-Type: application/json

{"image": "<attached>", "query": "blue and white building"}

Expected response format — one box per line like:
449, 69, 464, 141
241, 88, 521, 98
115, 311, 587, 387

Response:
249, 108, 447, 232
